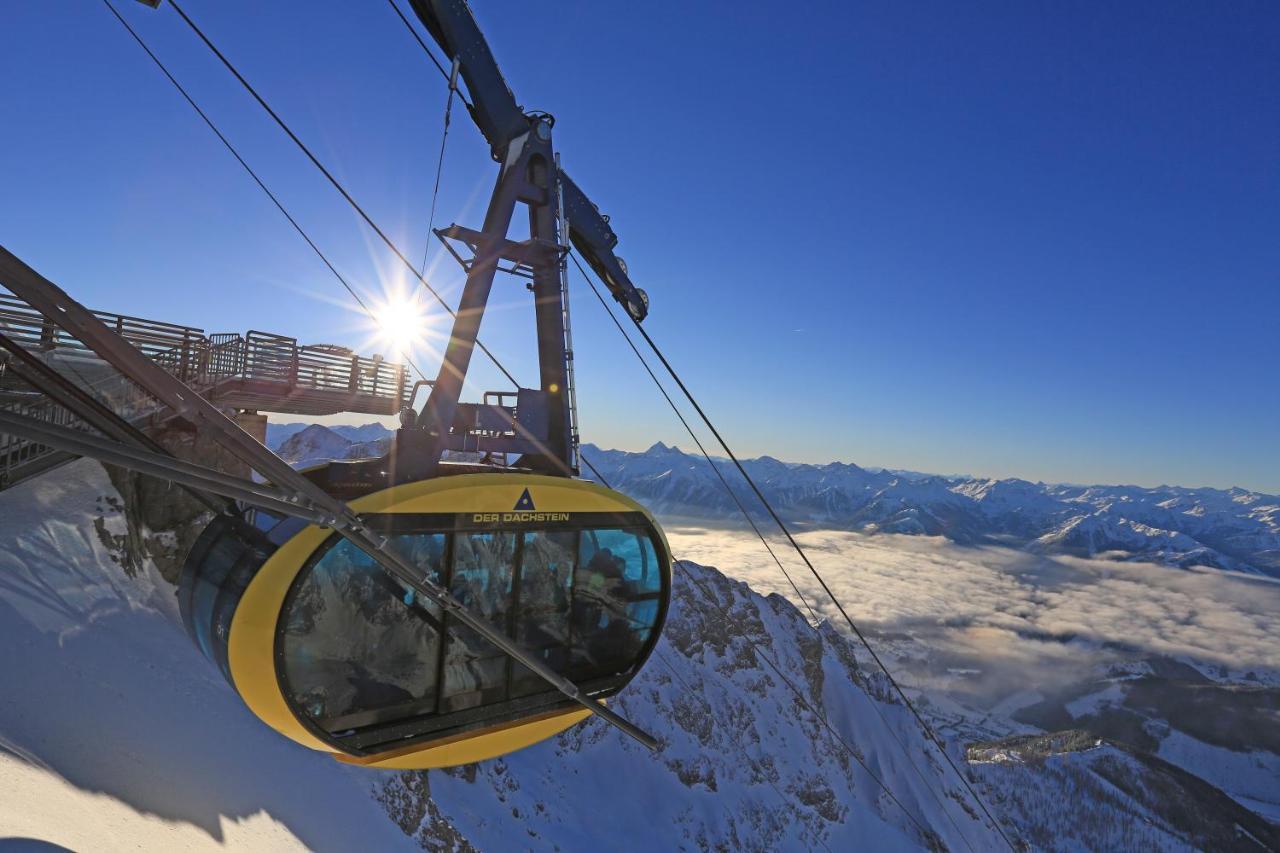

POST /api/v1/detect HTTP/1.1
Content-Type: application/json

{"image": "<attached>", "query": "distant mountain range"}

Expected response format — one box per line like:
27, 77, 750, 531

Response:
263, 423, 1280, 578
269, 422, 392, 467
267, 421, 392, 452
580, 442, 1280, 578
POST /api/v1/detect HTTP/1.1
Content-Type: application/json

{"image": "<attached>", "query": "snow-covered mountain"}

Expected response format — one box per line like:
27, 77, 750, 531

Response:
581, 443, 1280, 577
267, 421, 393, 453
967, 731, 1280, 850
264, 423, 1280, 574
276, 423, 391, 467
3, 459, 1272, 850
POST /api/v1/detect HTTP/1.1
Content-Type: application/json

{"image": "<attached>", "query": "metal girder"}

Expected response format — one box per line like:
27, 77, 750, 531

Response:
406, 0, 526, 162
406, 1, 651, 321
0, 245, 657, 751
411, 127, 576, 481
0, 410, 325, 523
560, 171, 649, 322
435, 224, 562, 276
0, 331, 226, 512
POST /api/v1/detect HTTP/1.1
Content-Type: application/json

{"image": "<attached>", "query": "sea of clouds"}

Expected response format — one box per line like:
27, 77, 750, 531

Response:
664, 524, 1280, 709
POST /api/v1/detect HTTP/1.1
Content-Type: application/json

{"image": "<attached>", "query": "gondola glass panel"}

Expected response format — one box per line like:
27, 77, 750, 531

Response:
440, 531, 518, 712
510, 530, 578, 697
280, 533, 446, 735
571, 528, 662, 680
276, 524, 665, 734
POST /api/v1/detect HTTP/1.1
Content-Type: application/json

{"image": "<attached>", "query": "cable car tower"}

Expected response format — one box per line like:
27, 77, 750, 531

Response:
0, 0, 667, 769
310, 0, 649, 497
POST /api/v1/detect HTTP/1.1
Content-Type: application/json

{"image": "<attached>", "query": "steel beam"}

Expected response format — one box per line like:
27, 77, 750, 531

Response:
0, 410, 327, 522
0, 331, 225, 511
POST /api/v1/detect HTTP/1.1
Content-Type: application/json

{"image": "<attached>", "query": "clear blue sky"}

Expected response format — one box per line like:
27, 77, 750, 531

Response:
2, 1, 1276, 491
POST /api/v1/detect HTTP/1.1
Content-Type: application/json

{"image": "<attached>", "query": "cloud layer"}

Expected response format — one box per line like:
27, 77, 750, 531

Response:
666, 525, 1280, 707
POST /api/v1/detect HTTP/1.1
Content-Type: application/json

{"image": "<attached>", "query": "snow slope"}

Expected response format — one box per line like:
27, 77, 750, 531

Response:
0, 460, 998, 850
390, 560, 999, 851
276, 423, 390, 466
0, 462, 415, 852
266, 422, 392, 452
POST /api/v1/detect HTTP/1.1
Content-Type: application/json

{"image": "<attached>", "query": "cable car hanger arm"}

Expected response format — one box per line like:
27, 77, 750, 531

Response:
559, 170, 648, 322
406, 0, 524, 163
406, 0, 649, 323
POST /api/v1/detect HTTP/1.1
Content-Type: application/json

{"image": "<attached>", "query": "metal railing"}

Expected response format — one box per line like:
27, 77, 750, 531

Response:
0, 291, 410, 489
0, 393, 81, 486
0, 294, 206, 377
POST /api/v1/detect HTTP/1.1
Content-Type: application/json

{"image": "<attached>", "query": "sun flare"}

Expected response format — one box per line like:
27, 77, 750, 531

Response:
371, 292, 429, 358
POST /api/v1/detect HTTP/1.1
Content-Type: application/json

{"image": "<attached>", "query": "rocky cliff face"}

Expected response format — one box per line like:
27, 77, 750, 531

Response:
375, 558, 1278, 852
94, 423, 241, 583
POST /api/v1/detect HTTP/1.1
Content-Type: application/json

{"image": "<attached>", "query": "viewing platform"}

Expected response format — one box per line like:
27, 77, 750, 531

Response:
0, 291, 411, 488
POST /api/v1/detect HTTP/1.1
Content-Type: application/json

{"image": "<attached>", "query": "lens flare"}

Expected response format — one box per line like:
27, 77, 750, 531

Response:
372, 292, 428, 358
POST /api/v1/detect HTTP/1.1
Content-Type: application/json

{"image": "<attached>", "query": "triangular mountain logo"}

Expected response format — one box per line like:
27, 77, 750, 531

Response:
513, 488, 536, 511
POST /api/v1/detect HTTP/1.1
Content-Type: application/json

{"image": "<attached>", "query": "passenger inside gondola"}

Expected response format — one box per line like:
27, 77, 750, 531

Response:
570, 530, 662, 679
510, 530, 576, 696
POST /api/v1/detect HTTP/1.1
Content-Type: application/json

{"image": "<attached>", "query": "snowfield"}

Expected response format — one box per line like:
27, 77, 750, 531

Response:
0, 460, 995, 850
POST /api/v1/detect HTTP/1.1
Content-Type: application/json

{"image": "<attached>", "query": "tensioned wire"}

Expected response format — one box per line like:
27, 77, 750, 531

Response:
110, 2, 1013, 844
571, 256, 984, 852
162, 0, 519, 389
102, 0, 434, 385
571, 253, 1017, 850
377, 2, 1009, 839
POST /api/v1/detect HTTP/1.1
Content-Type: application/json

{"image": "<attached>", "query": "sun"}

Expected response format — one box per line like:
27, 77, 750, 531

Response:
371, 292, 429, 358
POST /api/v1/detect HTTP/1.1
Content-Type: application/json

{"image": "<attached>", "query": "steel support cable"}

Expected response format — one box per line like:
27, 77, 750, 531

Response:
162, 0, 518, 388
567, 255, 821, 627
576, 451, 613, 489
384, 0, 474, 111
102, 0, 431, 385
569, 259, 978, 851
418, 59, 458, 278
574, 438, 921, 843
584, 268, 1016, 850
149, 2, 999, 831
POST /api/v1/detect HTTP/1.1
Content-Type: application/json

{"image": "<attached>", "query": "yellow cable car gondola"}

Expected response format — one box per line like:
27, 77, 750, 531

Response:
180, 470, 670, 769
0, 0, 671, 778
159, 0, 675, 768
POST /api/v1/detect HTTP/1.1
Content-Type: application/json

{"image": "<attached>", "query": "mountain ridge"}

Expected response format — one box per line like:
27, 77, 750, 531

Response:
263, 422, 1279, 575
580, 442, 1280, 577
